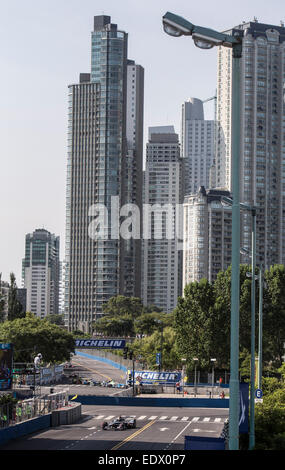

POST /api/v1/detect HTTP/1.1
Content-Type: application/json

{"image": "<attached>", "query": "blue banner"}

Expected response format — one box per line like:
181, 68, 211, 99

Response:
75, 339, 126, 349
0, 343, 13, 391
239, 382, 249, 433
185, 436, 225, 450
134, 370, 181, 385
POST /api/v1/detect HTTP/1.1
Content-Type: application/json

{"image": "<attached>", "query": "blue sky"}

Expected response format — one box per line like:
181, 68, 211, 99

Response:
1, 0, 284, 283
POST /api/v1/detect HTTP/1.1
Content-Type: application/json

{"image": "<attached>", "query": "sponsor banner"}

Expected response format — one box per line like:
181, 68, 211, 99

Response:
184, 436, 225, 450
0, 343, 13, 391
133, 370, 181, 385
75, 338, 126, 349
239, 382, 249, 434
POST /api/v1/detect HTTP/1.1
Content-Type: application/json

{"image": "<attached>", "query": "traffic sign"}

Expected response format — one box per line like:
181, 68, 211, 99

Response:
255, 388, 263, 399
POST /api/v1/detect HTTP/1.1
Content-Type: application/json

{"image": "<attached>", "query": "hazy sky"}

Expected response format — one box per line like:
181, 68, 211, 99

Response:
1, 0, 284, 284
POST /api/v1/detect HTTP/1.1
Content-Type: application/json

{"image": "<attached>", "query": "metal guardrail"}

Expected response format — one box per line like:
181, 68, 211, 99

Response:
0, 391, 69, 429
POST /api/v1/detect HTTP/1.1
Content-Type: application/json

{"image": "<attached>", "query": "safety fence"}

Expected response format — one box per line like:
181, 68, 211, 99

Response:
0, 390, 69, 429
13, 363, 64, 388
76, 350, 230, 387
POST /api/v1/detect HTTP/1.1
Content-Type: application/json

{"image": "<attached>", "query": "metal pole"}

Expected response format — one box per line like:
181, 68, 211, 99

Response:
229, 41, 242, 451
160, 326, 163, 372
249, 210, 256, 450
258, 265, 263, 390
132, 359, 135, 397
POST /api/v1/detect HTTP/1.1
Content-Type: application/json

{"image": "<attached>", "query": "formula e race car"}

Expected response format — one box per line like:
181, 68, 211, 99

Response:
101, 416, 137, 430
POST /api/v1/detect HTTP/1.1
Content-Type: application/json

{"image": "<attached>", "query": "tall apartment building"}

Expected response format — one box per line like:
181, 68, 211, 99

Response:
65, 16, 144, 331
181, 98, 215, 195
142, 126, 183, 313
22, 229, 60, 318
183, 187, 232, 289
216, 20, 285, 268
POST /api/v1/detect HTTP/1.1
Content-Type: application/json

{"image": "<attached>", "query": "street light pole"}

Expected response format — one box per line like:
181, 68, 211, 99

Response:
258, 264, 263, 390
160, 325, 163, 373
249, 209, 256, 450
162, 13, 242, 450
229, 41, 242, 451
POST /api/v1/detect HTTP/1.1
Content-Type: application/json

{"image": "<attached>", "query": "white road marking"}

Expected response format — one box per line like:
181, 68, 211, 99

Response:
214, 417, 222, 422
203, 417, 210, 422
137, 415, 147, 420
159, 416, 168, 420
181, 417, 189, 421
170, 416, 178, 421
193, 429, 215, 433
159, 428, 169, 431
94, 415, 105, 420
148, 416, 158, 420
192, 417, 199, 422
164, 417, 195, 450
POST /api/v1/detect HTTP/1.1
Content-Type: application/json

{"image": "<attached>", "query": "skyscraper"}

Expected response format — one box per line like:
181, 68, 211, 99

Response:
65, 16, 144, 331
22, 229, 60, 318
216, 20, 285, 268
181, 98, 215, 195
183, 187, 232, 288
142, 126, 183, 313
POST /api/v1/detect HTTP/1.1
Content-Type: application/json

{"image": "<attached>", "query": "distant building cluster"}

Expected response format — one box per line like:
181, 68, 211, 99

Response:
3, 16, 285, 331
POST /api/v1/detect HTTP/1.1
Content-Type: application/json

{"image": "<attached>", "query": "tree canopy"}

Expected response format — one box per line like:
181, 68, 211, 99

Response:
0, 312, 75, 363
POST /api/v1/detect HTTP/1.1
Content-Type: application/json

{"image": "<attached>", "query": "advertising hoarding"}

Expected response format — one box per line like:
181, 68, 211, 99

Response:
133, 370, 181, 385
75, 339, 126, 349
0, 343, 13, 391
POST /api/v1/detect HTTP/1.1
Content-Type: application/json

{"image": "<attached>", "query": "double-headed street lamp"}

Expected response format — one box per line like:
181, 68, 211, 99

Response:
162, 12, 242, 450
222, 196, 257, 449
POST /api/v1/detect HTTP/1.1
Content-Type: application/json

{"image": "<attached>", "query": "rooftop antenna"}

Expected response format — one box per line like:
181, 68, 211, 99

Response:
253, 16, 258, 22
280, 20, 284, 27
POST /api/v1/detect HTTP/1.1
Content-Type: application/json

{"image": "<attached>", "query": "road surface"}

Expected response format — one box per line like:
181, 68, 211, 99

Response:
0, 354, 228, 451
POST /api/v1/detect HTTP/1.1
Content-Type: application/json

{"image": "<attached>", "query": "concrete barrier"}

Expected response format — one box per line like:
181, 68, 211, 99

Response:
0, 414, 51, 447
0, 402, 82, 447
51, 402, 82, 427
69, 395, 229, 408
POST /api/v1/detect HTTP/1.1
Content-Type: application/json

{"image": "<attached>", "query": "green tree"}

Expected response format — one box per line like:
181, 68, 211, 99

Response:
95, 313, 134, 337
263, 265, 285, 366
254, 383, 285, 450
45, 314, 65, 326
102, 295, 143, 319
0, 281, 5, 323
134, 311, 171, 336
213, 265, 254, 357
0, 312, 75, 363
132, 326, 181, 370
174, 278, 216, 369
8, 273, 24, 321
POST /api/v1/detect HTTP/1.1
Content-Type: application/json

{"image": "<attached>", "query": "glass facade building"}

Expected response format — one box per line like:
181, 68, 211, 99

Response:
142, 127, 183, 313
216, 21, 285, 268
65, 16, 144, 331
22, 229, 60, 317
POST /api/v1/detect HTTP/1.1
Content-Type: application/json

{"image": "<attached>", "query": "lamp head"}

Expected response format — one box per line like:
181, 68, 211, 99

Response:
162, 12, 194, 37
162, 12, 241, 50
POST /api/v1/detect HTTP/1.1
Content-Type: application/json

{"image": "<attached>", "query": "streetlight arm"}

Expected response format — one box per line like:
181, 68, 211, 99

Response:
162, 12, 241, 48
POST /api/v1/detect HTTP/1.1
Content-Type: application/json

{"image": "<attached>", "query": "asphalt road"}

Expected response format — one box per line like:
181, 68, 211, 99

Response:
0, 404, 228, 451
0, 354, 228, 451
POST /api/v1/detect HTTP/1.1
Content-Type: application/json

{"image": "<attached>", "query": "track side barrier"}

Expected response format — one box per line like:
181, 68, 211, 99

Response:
69, 395, 229, 408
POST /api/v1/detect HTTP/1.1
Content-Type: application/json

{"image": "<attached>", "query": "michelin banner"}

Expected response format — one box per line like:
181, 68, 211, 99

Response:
134, 370, 181, 385
75, 339, 126, 349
